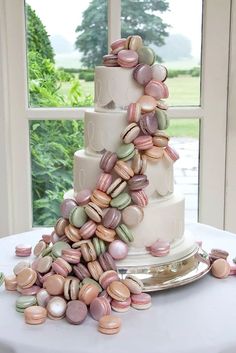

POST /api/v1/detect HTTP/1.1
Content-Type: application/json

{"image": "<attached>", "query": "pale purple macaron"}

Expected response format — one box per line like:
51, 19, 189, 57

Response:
75, 189, 92, 206
128, 175, 149, 191
60, 198, 78, 219
102, 208, 122, 229
73, 263, 91, 280
90, 296, 111, 321
108, 240, 129, 260
98, 252, 117, 271
103, 54, 119, 67
100, 151, 118, 173
66, 300, 88, 325
133, 63, 153, 86
130, 190, 148, 207
139, 112, 158, 135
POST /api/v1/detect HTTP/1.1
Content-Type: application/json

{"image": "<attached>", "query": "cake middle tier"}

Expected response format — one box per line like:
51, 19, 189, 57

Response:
74, 149, 173, 199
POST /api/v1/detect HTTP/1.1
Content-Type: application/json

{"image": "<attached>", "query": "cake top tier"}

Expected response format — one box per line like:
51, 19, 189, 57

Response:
94, 35, 168, 112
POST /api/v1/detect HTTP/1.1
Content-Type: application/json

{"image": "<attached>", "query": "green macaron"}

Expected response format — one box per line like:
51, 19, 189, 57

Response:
51, 241, 71, 258
110, 192, 131, 210
155, 109, 170, 130
69, 206, 88, 228
116, 224, 134, 243
0, 272, 4, 287
116, 143, 136, 162
92, 237, 106, 256
137, 46, 156, 66
81, 277, 103, 292
16, 295, 37, 313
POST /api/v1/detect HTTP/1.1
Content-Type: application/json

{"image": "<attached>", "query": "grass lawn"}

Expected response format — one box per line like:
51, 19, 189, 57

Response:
59, 75, 200, 138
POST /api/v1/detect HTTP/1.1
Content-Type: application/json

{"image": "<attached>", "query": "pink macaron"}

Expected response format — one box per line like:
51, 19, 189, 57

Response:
75, 189, 92, 206
146, 239, 170, 257
15, 244, 32, 257
131, 293, 152, 310
144, 80, 165, 100
117, 49, 139, 68
61, 248, 81, 264
130, 190, 148, 207
108, 240, 129, 260
127, 103, 141, 123
211, 258, 231, 279
79, 220, 97, 240
99, 270, 120, 290
164, 145, 180, 163
51, 257, 72, 277
111, 297, 131, 313
103, 54, 119, 67
110, 38, 126, 54
96, 173, 113, 192
134, 135, 153, 151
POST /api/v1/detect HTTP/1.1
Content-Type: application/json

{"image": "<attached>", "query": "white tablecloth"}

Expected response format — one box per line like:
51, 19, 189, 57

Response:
0, 223, 236, 353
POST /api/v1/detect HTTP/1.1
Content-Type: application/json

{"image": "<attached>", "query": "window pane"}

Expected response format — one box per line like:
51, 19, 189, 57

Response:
167, 119, 199, 223
25, 0, 107, 108
121, 0, 202, 106
30, 120, 84, 226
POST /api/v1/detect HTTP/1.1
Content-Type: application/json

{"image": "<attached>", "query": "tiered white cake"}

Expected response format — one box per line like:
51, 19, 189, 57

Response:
73, 66, 197, 267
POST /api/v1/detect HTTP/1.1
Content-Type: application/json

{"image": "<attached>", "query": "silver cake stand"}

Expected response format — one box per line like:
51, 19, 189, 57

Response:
117, 246, 211, 292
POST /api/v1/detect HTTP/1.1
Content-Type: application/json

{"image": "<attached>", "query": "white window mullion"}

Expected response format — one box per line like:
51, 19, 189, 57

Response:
199, 0, 231, 229
107, 0, 121, 49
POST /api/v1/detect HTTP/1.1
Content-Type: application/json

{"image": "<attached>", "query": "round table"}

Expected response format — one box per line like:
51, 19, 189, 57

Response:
0, 223, 236, 353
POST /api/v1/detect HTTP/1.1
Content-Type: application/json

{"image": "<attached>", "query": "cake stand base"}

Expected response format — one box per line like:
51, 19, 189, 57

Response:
117, 247, 211, 292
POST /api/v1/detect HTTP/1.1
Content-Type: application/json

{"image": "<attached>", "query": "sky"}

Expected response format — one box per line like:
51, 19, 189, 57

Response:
27, 0, 202, 58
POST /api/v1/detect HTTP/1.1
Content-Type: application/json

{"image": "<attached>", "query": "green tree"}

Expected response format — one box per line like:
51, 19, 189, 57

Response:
75, 0, 169, 68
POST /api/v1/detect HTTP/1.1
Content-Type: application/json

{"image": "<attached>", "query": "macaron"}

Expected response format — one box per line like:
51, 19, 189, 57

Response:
107, 178, 127, 198
134, 135, 153, 150
107, 281, 130, 301
99, 270, 120, 290
36, 288, 51, 308
209, 248, 229, 263
146, 239, 170, 257
60, 198, 78, 219
15, 244, 32, 257
92, 237, 107, 256
116, 224, 134, 243
122, 205, 144, 227
15, 295, 37, 313
36, 256, 53, 274
116, 143, 136, 162
145, 146, 164, 162
51, 241, 71, 258
132, 153, 147, 174
125, 35, 143, 51
137, 95, 157, 113
137, 46, 156, 66
121, 123, 140, 144
108, 240, 129, 260
133, 63, 153, 86
90, 297, 111, 321
24, 306, 47, 325
131, 293, 152, 310
151, 63, 168, 82
87, 260, 104, 281
117, 49, 139, 68
102, 207, 122, 229
144, 80, 165, 100
85, 202, 103, 223
139, 112, 158, 135
18, 285, 41, 296
156, 99, 168, 110
79, 220, 97, 240
211, 258, 231, 279
111, 297, 131, 313
96, 173, 113, 192
81, 277, 103, 293
54, 217, 69, 236
103, 54, 119, 67
64, 277, 80, 301
61, 248, 81, 264
74, 189, 92, 206
130, 190, 148, 207
41, 234, 52, 244
44, 274, 65, 296
164, 145, 180, 163
128, 174, 149, 191
65, 224, 81, 242
100, 151, 118, 173
51, 257, 72, 277
69, 206, 88, 228
91, 189, 111, 209
13, 261, 30, 276
153, 131, 169, 147
122, 274, 144, 294
98, 315, 122, 335
155, 109, 170, 130
96, 224, 116, 243
66, 300, 88, 325
47, 296, 67, 320
127, 102, 141, 123
110, 38, 126, 54
16, 268, 37, 289
33, 241, 47, 257
114, 160, 134, 180
4, 275, 17, 291
110, 192, 131, 210
79, 240, 97, 262
79, 282, 100, 305
98, 252, 117, 271
73, 263, 91, 281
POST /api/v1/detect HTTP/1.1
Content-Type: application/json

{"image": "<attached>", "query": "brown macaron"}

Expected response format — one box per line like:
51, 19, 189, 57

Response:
98, 315, 122, 335
107, 281, 130, 301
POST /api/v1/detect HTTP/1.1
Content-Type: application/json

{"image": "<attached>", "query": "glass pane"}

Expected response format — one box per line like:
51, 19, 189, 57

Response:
121, 0, 202, 106
30, 120, 84, 226
166, 119, 199, 223
25, 0, 107, 107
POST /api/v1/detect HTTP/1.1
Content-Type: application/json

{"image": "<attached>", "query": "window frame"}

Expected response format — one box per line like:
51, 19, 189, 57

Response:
0, 0, 231, 236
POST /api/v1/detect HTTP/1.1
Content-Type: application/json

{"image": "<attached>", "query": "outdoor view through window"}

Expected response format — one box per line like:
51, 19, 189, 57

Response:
26, 0, 202, 226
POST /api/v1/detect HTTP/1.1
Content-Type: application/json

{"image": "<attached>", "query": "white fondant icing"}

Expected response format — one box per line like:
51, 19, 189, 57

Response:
95, 66, 143, 111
